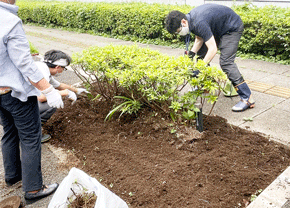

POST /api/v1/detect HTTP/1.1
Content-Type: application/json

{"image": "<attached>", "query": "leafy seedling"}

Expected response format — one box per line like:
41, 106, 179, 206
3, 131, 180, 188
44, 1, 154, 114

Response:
243, 117, 253, 121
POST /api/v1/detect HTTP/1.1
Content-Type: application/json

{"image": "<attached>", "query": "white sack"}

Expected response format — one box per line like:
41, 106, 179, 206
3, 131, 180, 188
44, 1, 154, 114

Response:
48, 167, 129, 208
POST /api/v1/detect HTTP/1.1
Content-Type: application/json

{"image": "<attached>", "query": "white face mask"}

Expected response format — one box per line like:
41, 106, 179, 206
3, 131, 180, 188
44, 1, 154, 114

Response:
178, 26, 190, 36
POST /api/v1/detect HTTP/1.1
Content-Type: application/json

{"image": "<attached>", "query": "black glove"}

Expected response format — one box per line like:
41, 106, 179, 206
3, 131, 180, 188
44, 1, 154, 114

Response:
185, 51, 196, 60
191, 70, 200, 78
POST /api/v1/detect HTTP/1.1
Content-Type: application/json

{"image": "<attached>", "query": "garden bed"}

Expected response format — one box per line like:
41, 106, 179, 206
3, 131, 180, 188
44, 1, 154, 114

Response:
44, 96, 290, 208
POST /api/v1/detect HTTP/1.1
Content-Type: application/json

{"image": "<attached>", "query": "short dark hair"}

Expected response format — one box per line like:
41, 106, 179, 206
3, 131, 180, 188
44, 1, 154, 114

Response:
165, 10, 187, 34
43, 50, 72, 68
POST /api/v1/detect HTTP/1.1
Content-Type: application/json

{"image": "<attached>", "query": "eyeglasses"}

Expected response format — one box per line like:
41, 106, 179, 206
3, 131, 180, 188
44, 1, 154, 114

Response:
59, 66, 67, 71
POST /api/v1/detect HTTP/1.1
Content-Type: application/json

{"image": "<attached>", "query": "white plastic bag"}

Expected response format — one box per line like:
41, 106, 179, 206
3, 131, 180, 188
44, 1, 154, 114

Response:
48, 167, 129, 208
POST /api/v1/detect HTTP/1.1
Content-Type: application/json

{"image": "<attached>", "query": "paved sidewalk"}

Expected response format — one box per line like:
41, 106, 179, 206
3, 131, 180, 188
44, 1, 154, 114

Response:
0, 25, 289, 207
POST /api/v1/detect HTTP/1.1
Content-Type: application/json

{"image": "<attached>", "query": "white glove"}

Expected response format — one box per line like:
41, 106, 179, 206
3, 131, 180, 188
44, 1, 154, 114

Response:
42, 86, 64, 108
67, 90, 77, 104
76, 88, 89, 95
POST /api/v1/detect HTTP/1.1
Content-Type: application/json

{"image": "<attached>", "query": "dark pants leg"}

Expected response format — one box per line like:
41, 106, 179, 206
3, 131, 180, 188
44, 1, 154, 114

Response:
219, 24, 244, 86
196, 24, 245, 86
38, 101, 57, 124
0, 92, 43, 192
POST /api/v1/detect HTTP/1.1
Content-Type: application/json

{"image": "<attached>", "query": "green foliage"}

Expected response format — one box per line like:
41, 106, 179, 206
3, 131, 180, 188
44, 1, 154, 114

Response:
17, 1, 290, 64
105, 96, 141, 121
72, 45, 227, 123
234, 4, 290, 64
182, 109, 198, 120
29, 41, 39, 54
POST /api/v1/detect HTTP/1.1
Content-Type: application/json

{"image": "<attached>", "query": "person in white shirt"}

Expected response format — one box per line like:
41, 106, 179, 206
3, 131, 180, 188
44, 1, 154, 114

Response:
36, 50, 89, 142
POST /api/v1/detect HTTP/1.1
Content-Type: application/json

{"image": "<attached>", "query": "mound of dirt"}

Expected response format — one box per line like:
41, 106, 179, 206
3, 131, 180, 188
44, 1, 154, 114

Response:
44, 95, 290, 208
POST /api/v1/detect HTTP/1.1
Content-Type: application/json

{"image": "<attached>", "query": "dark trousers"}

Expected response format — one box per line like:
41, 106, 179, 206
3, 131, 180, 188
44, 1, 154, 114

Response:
0, 92, 43, 192
197, 24, 244, 86
1, 101, 57, 125
38, 101, 57, 124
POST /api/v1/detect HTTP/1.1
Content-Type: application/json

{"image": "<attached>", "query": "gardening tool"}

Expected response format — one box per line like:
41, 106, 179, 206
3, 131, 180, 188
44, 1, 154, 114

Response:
195, 103, 203, 132
0, 196, 21, 208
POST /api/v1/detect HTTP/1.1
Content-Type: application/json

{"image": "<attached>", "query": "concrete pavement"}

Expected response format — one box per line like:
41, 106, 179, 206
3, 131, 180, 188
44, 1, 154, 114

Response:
0, 24, 289, 207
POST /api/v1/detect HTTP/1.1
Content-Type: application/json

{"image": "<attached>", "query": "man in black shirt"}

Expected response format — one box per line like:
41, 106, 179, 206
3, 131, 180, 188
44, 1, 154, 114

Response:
165, 4, 255, 112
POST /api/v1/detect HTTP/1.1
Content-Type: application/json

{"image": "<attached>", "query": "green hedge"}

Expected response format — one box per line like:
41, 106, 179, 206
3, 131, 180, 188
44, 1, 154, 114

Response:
234, 5, 290, 63
17, 1, 290, 64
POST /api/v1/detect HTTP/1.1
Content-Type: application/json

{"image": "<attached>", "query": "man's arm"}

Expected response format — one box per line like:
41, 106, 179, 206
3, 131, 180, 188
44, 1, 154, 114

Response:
30, 78, 51, 92
203, 36, 218, 64
30, 78, 64, 108
190, 36, 204, 53
7, 21, 45, 84
56, 83, 78, 94
38, 82, 87, 104
56, 83, 89, 95
37, 89, 69, 103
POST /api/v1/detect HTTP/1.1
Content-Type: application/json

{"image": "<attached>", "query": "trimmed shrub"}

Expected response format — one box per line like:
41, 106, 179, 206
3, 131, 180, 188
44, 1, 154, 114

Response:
71, 45, 227, 122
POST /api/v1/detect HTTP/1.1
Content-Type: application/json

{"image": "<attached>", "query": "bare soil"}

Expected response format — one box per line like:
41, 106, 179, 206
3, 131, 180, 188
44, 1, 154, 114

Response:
44, 95, 290, 208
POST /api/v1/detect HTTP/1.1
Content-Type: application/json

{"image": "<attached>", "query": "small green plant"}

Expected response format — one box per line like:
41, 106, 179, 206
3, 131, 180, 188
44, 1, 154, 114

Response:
243, 117, 254, 121
170, 128, 177, 134
105, 96, 142, 121
250, 189, 263, 202
182, 109, 198, 120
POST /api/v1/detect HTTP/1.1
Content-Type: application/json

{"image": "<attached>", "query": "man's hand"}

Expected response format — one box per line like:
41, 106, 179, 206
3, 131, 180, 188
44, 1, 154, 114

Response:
41, 86, 64, 108
67, 90, 77, 104
76, 88, 89, 95
185, 51, 196, 60
191, 70, 200, 78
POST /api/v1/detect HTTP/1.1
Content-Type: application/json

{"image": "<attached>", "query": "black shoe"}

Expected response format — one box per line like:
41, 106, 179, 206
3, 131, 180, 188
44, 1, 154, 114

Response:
5, 175, 22, 186
24, 183, 59, 200
41, 134, 51, 143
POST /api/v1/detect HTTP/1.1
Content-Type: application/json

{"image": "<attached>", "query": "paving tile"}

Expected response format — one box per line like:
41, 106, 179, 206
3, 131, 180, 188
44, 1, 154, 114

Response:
265, 86, 290, 98
236, 58, 290, 75
241, 68, 273, 82
259, 74, 290, 89
247, 81, 274, 93
202, 91, 286, 127
239, 107, 290, 146
274, 99, 290, 112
